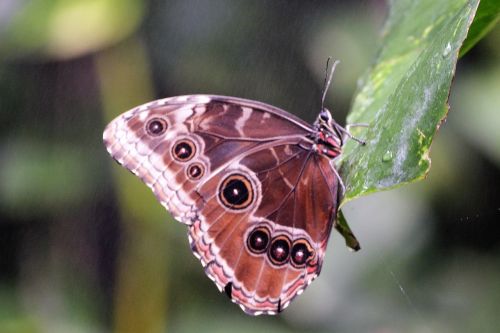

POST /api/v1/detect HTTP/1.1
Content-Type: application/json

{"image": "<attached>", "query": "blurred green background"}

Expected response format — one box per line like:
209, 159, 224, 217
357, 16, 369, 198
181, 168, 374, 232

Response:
0, 1, 499, 332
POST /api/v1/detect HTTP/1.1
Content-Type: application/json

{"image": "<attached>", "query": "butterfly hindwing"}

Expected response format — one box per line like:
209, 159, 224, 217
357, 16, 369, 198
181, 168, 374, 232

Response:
189, 143, 340, 314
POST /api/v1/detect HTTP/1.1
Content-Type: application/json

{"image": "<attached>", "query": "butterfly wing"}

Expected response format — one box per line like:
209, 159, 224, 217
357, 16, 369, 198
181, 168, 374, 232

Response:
190, 144, 340, 314
103, 95, 340, 315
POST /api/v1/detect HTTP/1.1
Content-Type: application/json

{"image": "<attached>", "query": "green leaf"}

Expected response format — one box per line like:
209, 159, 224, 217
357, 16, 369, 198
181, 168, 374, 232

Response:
460, 0, 500, 57
338, 0, 480, 204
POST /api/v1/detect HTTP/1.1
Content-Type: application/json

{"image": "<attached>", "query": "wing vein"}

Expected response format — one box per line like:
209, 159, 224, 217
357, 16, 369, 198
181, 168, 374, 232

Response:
263, 151, 313, 220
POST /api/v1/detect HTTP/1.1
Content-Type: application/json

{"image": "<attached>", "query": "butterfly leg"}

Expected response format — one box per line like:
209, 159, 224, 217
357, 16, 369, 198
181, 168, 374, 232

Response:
345, 122, 369, 129
335, 123, 369, 145
330, 164, 346, 196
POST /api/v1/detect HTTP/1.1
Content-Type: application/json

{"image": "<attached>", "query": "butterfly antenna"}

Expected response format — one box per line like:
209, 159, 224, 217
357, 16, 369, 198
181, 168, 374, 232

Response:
321, 58, 340, 111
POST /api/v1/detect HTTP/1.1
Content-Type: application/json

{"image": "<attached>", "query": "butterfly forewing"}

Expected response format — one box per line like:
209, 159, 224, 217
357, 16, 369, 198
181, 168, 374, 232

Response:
103, 95, 341, 315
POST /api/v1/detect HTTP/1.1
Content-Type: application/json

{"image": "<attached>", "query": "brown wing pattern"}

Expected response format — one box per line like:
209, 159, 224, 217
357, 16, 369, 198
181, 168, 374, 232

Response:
189, 143, 339, 314
103, 95, 340, 315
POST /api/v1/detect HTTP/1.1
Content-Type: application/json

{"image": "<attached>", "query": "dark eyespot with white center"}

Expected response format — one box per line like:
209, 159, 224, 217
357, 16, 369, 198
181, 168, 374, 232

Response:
219, 174, 254, 210
146, 118, 167, 136
186, 162, 204, 180
172, 139, 196, 162
290, 239, 313, 268
247, 227, 270, 254
268, 236, 291, 266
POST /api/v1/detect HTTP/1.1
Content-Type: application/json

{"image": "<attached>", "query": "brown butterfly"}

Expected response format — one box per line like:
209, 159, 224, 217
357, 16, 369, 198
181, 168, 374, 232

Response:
103, 60, 363, 315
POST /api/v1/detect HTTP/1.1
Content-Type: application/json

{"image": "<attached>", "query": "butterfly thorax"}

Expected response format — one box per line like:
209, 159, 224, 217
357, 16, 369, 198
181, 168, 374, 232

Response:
312, 108, 343, 159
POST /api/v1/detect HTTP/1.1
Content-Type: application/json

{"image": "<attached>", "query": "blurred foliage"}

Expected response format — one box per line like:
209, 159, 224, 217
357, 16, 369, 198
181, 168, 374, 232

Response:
0, 1, 499, 333
0, 139, 98, 217
460, 0, 500, 56
97, 38, 171, 333
452, 65, 500, 165
0, 0, 145, 60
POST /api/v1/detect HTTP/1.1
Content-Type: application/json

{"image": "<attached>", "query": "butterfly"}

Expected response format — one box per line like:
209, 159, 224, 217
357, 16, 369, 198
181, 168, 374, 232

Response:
103, 60, 363, 315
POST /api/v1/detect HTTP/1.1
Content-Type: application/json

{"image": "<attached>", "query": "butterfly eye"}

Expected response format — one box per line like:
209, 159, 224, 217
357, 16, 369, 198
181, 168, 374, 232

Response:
186, 162, 204, 180
290, 240, 313, 268
219, 174, 254, 210
172, 139, 196, 162
247, 227, 270, 254
146, 118, 167, 136
268, 236, 291, 266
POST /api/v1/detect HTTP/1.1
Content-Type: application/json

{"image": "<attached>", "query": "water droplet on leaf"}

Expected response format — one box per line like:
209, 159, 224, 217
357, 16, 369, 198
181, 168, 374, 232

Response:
442, 43, 452, 57
382, 151, 393, 162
